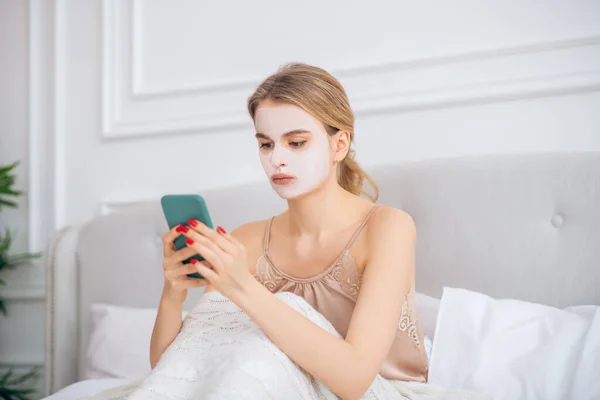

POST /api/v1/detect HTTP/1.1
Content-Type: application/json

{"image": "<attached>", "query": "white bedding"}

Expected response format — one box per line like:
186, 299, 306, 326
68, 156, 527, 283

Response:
82, 294, 438, 382
43, 287, 599, 400
44, 292, 483, 400
43, 379, 132, 400
429, 288, 600, 400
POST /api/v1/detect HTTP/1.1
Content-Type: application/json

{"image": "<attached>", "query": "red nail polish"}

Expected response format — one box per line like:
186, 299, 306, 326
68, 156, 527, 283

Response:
180, 226, 189, 233
175, 225, 183, 232
217, 226, 226, 234
188, 219, 198, 227
190, 259, 197, 264
186, 238, 194, 245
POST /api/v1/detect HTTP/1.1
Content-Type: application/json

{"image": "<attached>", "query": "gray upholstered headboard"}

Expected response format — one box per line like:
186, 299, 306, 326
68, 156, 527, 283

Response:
45, 151, 600, 395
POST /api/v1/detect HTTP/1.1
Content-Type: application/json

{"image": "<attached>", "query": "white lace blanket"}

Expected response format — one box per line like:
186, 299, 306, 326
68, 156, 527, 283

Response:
85, 292, 486, 400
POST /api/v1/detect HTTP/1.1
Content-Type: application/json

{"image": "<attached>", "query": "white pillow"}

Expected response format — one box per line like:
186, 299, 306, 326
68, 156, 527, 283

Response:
423, 335, 433, 362
563, 305, 598, 320
86, 303, 187, 380
429, 287, 600, 400
415, 291, 441, 338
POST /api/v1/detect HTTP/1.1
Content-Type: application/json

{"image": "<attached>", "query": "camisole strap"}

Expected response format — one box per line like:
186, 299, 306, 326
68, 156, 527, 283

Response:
263, 217, 275, 253
340, 204, 381, 254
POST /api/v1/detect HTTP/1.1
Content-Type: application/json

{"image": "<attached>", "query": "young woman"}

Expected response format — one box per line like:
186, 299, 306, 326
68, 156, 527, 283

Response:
88, 64, 482, 400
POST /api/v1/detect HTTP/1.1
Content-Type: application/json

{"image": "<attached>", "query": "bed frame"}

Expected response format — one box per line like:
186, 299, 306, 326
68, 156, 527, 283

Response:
44, 152, 600, 395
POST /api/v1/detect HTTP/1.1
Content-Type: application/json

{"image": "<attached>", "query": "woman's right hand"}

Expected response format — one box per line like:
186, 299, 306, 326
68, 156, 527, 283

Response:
161, 224, 209, 303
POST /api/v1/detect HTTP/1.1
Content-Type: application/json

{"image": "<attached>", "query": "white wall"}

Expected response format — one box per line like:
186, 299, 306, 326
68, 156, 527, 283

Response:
1, 0, 600, 393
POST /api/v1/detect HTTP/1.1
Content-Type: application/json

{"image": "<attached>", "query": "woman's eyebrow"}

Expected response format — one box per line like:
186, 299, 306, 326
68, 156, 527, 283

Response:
255, 129, 312, 139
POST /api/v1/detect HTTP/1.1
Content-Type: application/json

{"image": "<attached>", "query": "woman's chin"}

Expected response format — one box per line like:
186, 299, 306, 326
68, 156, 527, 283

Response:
271, 186, 321, 201
271, 185, 306, 200
273, 189, 303, 200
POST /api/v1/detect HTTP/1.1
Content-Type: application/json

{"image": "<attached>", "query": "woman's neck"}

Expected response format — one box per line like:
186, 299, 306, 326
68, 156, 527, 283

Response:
284, 178, 354, 237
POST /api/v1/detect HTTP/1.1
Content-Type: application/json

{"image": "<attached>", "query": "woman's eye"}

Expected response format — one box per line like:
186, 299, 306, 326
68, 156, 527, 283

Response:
259, 142, 272, 149
290, 141, 307, 148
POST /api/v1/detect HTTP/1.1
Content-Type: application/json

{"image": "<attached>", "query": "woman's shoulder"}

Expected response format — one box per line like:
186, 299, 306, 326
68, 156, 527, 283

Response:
359, 205, 416, 283
230, 219, 272, 274
231, 219, 270, 247
365, 205, 416, 245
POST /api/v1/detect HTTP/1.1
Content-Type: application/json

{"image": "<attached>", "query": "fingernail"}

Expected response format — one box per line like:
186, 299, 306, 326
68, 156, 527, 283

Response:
185, 238, 194, 245
176, 225, 183, 232
217, 226, 226, 234
190, 259, 197, 264
178, 225, 189, 233
188, 219, 198, 227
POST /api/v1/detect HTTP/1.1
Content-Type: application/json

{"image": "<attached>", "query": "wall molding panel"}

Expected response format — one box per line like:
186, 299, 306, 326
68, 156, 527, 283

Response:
101, 0, 600, 140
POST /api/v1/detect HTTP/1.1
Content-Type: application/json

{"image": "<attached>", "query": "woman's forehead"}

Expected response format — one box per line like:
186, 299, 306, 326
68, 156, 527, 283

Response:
254, 104, 324, 136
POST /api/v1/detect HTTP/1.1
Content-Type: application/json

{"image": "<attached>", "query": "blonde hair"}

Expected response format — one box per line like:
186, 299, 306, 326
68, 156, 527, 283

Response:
247, 63, 379, 202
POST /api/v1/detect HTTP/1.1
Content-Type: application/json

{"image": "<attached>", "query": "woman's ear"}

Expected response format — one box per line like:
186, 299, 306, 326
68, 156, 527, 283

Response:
332, 130, 351, 162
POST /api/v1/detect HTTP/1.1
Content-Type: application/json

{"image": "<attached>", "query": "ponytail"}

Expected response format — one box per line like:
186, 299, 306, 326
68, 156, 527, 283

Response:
338, 150, 379, 202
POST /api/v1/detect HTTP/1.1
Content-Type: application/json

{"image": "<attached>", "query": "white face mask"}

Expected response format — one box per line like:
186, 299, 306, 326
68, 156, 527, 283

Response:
254, 104, 333, 199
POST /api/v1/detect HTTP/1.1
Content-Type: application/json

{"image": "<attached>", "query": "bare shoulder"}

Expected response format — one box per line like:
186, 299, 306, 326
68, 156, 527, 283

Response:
231, 219, 268, 243
362, 205, 416, 287
230, 219, 269, 274
366, 205, 416, 242
231, 219, 269, 251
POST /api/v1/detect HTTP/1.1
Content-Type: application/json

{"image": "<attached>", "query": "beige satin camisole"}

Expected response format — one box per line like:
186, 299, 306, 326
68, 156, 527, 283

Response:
253, 205, 429, 382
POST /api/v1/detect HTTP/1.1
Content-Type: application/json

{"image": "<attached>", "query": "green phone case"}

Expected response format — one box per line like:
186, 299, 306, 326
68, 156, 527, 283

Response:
160, 194, 214, 279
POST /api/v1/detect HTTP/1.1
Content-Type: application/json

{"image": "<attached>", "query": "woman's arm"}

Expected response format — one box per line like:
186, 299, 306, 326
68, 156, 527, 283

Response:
149, 290, 184, 368
184, 208, 416, 399
150, 225, 208, 368
239, 209, 414, 399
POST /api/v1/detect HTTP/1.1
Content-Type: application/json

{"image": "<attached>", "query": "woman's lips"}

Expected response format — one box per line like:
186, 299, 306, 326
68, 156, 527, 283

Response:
271, 173, 296, 185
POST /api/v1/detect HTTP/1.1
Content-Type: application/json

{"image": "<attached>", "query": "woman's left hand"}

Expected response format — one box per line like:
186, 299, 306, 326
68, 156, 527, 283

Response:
180, 219, 253, 304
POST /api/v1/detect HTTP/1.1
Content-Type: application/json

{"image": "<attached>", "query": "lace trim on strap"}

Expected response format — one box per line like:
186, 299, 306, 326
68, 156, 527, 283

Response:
398, 288, 421, 348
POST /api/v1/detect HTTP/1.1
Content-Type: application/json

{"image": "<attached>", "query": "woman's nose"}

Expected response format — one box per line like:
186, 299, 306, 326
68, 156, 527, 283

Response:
271, 144, 287, 168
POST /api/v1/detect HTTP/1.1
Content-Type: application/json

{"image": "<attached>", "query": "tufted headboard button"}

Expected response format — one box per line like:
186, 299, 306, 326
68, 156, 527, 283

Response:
551, 214, 564, 228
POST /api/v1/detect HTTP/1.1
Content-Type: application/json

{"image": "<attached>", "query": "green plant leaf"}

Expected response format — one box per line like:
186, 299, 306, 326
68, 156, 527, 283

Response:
0, 365, 39, 400
6, 253, 41, 266
0, 229, 40, 272
0, 199, 18, 208
0, 176, 15, 186
0, 230, 11, 250
0, 388, 37, 400
5, 367, 39, 386
0, 241, 10, 253
0, 162, 22, 211
0, 369, 13, 385
0, 188, 22, 196
0, 161, 19, 175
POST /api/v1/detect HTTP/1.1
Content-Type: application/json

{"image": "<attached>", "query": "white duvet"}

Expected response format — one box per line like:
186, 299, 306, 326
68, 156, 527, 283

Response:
45, 288, 599, 400
48, 291, 484, 400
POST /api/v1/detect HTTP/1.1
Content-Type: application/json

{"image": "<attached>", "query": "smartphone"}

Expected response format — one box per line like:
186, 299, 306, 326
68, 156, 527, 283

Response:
160, 194, 214, 279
